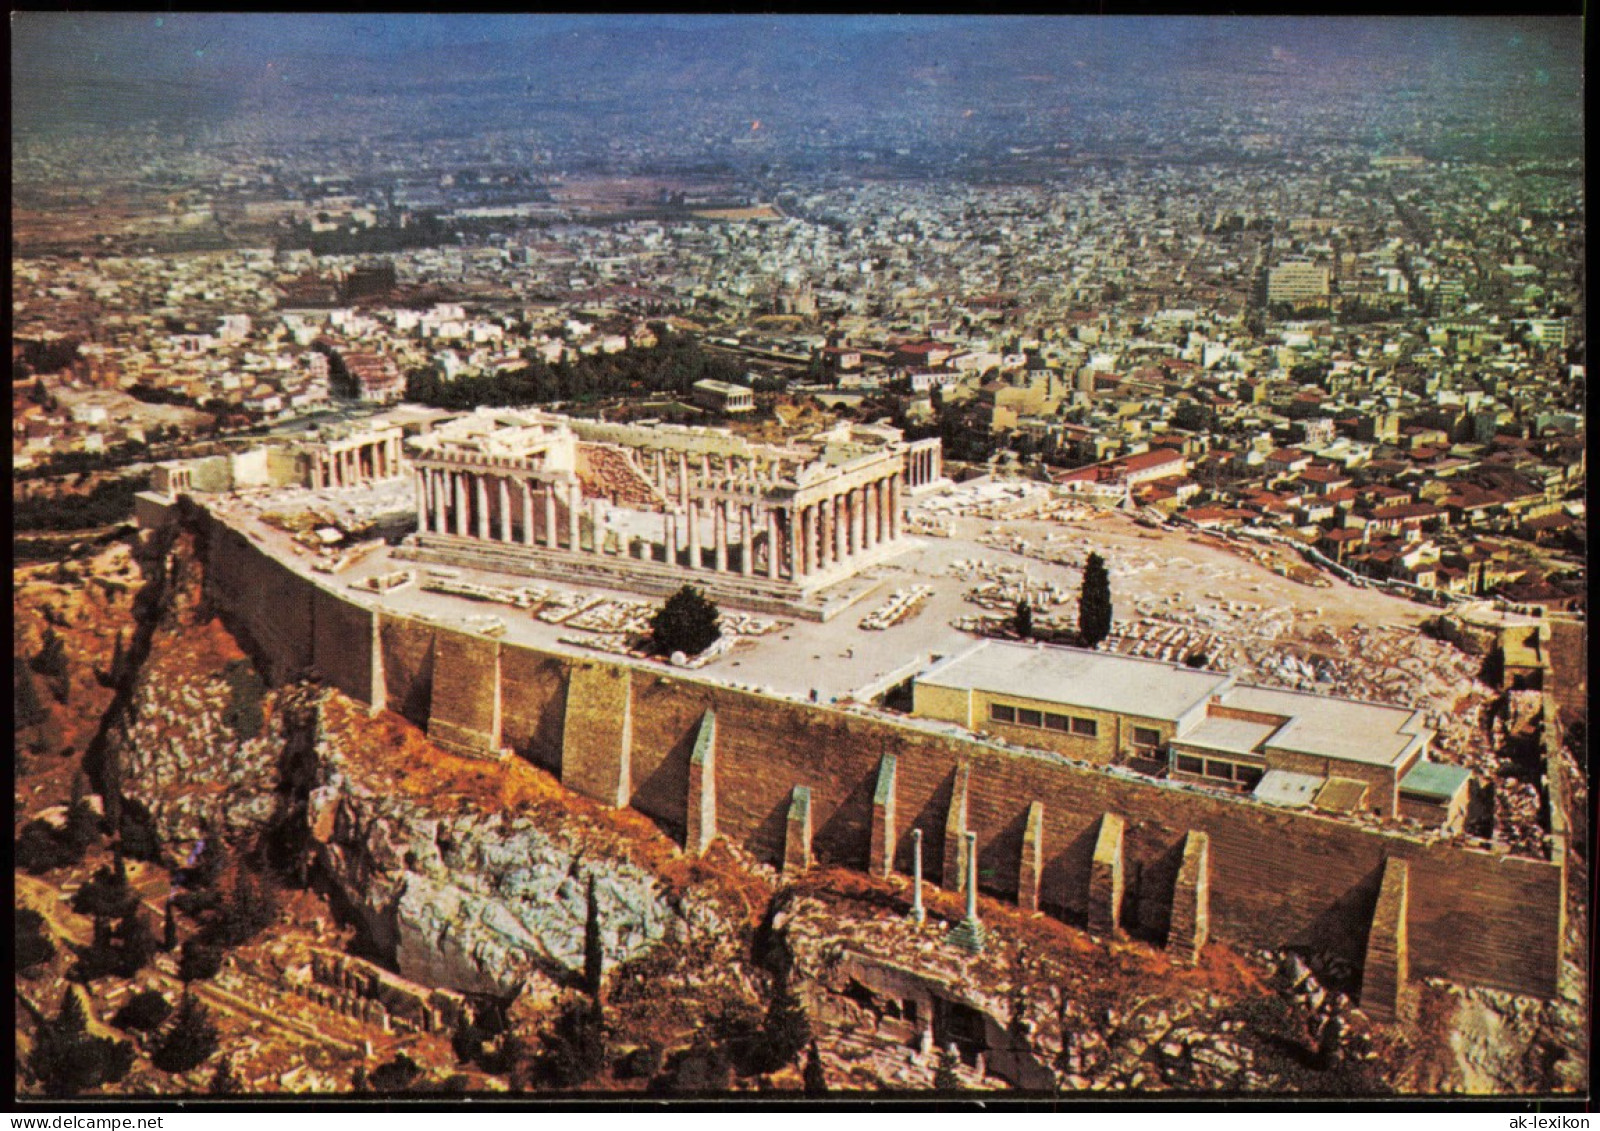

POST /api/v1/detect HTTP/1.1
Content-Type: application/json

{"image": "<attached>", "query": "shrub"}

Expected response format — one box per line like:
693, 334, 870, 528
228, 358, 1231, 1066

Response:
534, 998, 609, 1089
16, 820, 79, 874
650, 585, 721, 657
28, 988, 134, 1096
616, 1044, 663, 1081
152, 994, 219, 1074
113, 990, 173, 1033
219, 660, 266, 741
17, 908, 56, 971
179, 940, 224, 983
369, 1052, 423, 1092
71, 865, 137, 920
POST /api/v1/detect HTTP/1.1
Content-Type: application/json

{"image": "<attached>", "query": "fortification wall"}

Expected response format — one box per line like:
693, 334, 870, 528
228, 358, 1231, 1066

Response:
499, 644, 571, 774
197, 510, 1565, 1000
312, 587, 374, 704
200, 517, 313, 683
428, 633, 500, 758
378, 615, 435, 729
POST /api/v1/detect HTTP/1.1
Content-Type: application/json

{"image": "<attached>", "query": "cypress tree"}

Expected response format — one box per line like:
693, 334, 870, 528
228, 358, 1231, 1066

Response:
162, 899, 178, 952
115, 910, 156, 977
33, 628, 68, 680
101, 744, 123, 836
56, 986, 88, 1037
15, 664, 47, 728
583, 874, 604, 1002
803, 1042, 827, 1095
152, 992, 219, 1074
1078, 552, 1113, 648
934, 1045, 963, 1091
208, 1056, 242, 1095
1013, 600, 1034, 640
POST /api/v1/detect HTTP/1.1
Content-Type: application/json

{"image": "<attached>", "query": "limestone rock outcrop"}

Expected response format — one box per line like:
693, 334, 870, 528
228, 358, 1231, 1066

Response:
304, 723, 681, 997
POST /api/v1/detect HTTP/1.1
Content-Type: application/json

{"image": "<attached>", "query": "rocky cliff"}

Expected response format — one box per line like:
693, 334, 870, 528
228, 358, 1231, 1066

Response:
303, 708, 682, 997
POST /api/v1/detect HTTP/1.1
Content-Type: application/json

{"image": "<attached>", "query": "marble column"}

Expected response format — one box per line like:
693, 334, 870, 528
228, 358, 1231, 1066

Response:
741, 505, 754, 577
677, 453, 690, 510
889, 474, 902, 540
566, 482, 580, 550
522, 481, 535, 545
544, 485, 558, 549
714, 501, 728, 572
665, 512, 676, 565
415, 470, 427, 533
475, 475, 490, 540
685, 502, 699, 569
799, 506, 813, 576
833, 493, 848, 564
769, 509, 782, 581
454, 472, 470, 537
498, 478, 513, 542
433, 470, 447, 534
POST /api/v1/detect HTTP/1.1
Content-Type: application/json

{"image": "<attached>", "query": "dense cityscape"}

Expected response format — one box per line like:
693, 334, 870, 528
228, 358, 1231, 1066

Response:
12, 14, 1586, 1105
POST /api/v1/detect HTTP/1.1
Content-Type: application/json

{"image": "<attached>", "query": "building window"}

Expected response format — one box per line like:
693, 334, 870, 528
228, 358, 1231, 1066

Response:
1044, 713, 1071, 732
1071, 717, 1099, 737
1132, 726, 1162, 748
1235, 766, 1264, 789
1203, 760, 1234, 780
989, 703, 1016, 724
1017, 708, 1043, 728
1175, 754, 1204, 775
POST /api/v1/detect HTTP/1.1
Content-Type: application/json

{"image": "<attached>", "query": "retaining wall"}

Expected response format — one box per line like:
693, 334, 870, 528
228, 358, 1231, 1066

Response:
197, 508, 1565, 1000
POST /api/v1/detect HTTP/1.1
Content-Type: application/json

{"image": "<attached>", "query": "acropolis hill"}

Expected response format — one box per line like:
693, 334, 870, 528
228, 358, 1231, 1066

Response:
128, 407, 1575, 1026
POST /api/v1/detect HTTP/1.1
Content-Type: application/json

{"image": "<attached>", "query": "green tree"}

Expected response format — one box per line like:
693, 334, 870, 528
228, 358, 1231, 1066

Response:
71, 864, 137, 919
162, 899, 178, 951
1078, 552, 1113, 648
650, 585, 722, 657
535, 998, 609, 1088
17, 907, 56, 971
27, 987, 133, 1096
208, 1056, 242, 1095
803, 1042, 827, 1095
1013, 600, 1034, 640
757, 978, 812, 1072
583, 873, 605, 1001
113, 989, 172, 1033
152, 993, 219, 1074
933, 1045, 963, 1091
114, 909, 157, 977
15, 665, 48, 728
179, 939, 224, 983
32, 628, 69, 682
212, 870, 277, 947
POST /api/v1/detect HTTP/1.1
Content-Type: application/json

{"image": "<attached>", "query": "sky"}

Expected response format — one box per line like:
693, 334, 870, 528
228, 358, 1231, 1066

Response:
11, 14, 1584, 151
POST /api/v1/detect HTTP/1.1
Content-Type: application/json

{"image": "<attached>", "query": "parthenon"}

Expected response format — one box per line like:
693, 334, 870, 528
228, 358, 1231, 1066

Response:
399, 407, 930, 618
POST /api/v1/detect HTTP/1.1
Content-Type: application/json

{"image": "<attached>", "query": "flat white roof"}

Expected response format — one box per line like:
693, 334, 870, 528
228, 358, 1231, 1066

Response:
919, 640, 1232, 723
1220, 684, 1431, 769
1172, 715, 1277, 757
